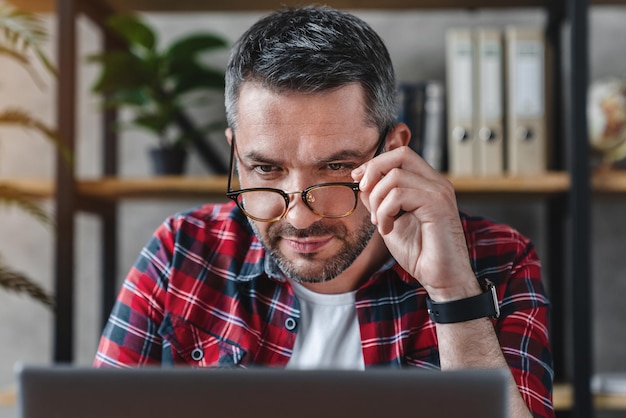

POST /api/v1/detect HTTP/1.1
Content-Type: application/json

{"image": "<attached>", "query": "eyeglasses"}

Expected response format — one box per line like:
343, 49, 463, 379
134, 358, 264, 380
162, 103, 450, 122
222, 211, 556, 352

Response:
226, 127, 390, 222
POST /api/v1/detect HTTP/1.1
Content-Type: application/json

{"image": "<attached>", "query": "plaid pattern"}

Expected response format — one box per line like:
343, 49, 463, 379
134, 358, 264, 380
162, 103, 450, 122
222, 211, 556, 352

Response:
95, 202, 554, 418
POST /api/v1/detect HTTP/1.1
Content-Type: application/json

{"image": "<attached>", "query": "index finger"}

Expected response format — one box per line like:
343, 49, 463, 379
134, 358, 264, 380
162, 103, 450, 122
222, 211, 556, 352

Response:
352, 145, 441, 193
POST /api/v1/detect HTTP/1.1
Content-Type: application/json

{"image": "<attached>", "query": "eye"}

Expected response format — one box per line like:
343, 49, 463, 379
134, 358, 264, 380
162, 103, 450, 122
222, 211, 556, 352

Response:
252, 164, 278, 174
327, 162, 355, 171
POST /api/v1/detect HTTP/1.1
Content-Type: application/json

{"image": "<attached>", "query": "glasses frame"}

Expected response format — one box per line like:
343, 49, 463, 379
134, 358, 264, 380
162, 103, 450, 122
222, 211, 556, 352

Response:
226, 126, 391, 222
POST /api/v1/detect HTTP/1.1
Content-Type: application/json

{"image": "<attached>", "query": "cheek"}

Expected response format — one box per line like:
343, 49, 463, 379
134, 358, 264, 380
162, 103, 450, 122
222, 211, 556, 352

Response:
251, 219, 271, 237
246, 219, 271, 246
344, 204, 373, 232
354, 198, 371, 217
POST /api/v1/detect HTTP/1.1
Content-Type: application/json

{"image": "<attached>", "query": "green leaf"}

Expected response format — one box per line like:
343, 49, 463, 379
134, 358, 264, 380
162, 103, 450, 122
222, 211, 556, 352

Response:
106, 14, 156, 54
172, 66, 225, 96
89, 51, 157, 94
166, 33, 228, 63
132, 113, 171, 135
106, 88, 153, 107
85, 13, 227, 149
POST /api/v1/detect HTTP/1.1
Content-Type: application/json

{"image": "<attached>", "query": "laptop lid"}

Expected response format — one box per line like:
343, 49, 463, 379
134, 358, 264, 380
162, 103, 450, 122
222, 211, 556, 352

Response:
16, 364, 507, 418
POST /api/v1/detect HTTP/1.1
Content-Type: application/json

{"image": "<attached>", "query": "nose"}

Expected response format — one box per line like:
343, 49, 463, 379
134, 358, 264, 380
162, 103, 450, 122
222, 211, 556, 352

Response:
283, 190, 321, 229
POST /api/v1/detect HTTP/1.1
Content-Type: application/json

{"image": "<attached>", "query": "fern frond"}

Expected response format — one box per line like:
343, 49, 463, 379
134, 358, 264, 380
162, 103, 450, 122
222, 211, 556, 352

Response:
0, 108, 72, 164
0, 42, 45, 88
0, 261, 55, 309
0, 185, 53, 226
0, 3, 56, 76
0, 42, 26, 63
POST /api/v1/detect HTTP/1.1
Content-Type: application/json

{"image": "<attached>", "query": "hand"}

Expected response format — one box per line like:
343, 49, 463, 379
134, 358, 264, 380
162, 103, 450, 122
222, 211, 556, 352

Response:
352, 146, 481, 301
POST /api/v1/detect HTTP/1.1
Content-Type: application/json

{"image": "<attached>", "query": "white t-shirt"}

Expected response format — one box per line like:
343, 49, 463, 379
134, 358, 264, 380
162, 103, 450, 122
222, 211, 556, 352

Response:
285, 280, 365, 370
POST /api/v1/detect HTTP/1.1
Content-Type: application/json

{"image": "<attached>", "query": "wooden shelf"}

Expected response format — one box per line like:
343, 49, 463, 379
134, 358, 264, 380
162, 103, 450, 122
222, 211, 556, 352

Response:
450, 172, 570, 196
10, 0, 557, 13
592, 169, 626, 194
14, 0, 625, 13
553, 384, 626, 410
6, 170, 626, 201
0, 178, 54, 199
78, 176, 231, 200
72, 172, 570, 202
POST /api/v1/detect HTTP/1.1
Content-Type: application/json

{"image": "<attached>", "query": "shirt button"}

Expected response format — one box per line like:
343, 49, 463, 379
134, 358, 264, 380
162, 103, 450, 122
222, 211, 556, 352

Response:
191, 348, 204, 361
284, 317, 298, 331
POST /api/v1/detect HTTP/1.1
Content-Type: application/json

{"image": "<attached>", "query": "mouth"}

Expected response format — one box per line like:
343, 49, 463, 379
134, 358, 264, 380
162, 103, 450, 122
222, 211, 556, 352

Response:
283, 236, 333, 254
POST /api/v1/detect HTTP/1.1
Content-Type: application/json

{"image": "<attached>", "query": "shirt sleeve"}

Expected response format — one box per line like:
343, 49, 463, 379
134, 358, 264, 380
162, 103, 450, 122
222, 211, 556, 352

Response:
471, 223, 554, 418
93, 217, 176, 368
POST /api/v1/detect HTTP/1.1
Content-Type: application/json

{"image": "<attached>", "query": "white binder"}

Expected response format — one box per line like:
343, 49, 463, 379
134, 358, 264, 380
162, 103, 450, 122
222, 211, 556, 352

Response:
421, 81, 446, 172
446, 29, 476, 176
504, 27, 547, 175
474, 29, 504, 176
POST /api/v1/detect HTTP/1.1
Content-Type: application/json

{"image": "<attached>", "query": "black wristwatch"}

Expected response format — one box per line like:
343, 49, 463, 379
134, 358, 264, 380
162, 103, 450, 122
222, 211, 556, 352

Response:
426, 279, 500, 324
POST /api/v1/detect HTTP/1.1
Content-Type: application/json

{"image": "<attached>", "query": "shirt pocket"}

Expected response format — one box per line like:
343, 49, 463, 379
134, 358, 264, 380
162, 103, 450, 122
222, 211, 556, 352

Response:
403, 345, 441, 370
160, 313, 247, 367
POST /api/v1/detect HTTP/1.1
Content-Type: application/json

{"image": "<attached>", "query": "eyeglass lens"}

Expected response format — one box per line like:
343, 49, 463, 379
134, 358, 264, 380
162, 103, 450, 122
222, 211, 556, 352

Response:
236, 184, 358, 221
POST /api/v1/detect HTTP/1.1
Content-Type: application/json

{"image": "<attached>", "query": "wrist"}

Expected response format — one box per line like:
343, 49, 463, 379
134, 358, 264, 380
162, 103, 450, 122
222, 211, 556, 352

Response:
425, 278, 483, 303
426, 279, 500, 324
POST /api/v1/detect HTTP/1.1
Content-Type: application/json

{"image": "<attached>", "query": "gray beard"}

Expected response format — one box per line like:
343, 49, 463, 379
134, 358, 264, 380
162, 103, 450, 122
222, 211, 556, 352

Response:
248, 214, 376, 284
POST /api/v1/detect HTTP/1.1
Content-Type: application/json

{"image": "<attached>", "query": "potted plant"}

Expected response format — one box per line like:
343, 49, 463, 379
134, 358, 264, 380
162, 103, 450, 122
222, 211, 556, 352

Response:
0, 1, 57, 308
89, 14, 230, 175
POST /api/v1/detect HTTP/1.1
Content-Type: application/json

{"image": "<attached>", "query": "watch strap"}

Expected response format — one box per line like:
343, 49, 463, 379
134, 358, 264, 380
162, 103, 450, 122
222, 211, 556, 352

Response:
426, 280, 500, 324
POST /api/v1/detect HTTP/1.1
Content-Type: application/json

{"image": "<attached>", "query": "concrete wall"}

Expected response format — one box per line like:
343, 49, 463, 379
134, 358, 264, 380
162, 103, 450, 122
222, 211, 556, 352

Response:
1, 6, 625, 417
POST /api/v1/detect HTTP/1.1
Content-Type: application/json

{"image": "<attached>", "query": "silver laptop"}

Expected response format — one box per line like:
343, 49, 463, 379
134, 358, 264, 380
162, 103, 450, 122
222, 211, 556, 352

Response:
16, 364, 507, 418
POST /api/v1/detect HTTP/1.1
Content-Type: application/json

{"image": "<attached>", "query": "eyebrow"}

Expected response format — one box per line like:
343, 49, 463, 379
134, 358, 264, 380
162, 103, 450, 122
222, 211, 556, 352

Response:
316, 149, 371, 164
239, 150, 283, 166
240, 148, 369, 166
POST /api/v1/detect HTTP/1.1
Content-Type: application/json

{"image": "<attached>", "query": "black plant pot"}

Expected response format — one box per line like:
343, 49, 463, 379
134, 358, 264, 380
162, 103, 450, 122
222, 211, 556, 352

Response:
149, 146, 188, 175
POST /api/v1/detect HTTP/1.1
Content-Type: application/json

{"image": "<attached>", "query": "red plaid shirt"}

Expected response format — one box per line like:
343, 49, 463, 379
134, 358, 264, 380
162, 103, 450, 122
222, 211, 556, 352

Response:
95, 202, 554, 418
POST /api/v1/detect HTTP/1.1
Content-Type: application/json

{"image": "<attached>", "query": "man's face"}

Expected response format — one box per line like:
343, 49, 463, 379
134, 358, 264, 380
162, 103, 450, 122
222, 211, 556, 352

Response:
231, 82, 382, 284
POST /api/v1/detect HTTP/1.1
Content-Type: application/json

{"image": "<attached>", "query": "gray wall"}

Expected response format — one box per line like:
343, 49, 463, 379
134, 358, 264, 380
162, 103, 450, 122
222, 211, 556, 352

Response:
1, 6, 625, 417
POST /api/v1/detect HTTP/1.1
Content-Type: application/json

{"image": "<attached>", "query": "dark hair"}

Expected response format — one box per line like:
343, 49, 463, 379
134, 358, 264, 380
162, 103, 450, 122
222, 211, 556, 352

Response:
225, 6, 397, 132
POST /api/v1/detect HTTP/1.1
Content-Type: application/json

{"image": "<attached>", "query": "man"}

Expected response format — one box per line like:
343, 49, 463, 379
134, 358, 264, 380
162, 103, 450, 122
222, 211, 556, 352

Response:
95, 6, 554, 417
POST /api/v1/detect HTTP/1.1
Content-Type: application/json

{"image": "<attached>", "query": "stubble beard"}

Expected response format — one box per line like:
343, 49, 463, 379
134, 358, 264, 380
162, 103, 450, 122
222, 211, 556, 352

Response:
249, 213, 376, 284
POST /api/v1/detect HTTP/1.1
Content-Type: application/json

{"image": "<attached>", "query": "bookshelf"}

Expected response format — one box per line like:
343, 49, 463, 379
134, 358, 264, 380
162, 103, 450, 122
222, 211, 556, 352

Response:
8, 0, 605, 416
8, 170, 626, 201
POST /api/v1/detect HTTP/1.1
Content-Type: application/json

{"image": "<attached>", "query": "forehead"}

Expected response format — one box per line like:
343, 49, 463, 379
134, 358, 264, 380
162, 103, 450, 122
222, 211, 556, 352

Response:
234, 82, 376, 157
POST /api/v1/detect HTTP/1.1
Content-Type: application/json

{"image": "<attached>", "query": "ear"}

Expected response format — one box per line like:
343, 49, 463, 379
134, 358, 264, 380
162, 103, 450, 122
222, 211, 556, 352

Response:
385, 122, 411, 150
225, 127, 233, 146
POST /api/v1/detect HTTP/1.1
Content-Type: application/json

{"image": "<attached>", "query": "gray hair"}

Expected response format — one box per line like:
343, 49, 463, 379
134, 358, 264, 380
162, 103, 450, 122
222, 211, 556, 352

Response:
224, 6, 397, 133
